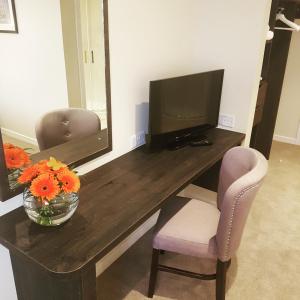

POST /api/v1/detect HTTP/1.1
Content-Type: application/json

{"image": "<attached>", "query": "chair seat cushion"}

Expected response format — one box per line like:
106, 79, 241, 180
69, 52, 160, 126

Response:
153, 199, 220, 259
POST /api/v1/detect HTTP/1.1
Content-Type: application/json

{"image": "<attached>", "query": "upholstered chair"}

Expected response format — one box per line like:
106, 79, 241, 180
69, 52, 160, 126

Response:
35, 108, 101, 150
148, 146, 268, 300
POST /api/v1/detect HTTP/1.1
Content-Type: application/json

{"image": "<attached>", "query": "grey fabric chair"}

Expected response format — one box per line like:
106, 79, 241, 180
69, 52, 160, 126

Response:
35, 108, 101, 150
148, 146, 268, 300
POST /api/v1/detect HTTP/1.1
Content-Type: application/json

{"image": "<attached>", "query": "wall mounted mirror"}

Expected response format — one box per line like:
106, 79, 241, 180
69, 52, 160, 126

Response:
0, 0, 111, 201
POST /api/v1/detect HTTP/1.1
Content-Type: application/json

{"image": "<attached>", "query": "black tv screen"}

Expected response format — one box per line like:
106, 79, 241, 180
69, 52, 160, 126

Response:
149, 70, 224, 139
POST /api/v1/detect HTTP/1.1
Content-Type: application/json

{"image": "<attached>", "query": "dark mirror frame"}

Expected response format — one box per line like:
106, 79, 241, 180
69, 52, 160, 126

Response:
0, 0, 112, 202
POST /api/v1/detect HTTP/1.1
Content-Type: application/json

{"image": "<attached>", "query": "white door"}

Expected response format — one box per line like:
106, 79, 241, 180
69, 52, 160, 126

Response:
79, 0, 106, 113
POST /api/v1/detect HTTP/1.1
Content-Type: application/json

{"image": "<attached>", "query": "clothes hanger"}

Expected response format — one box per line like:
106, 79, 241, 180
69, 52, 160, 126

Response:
275, 8, 300, 32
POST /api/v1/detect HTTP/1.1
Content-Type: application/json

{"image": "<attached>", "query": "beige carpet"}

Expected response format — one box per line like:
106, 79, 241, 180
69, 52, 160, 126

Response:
97, 142, 300, 300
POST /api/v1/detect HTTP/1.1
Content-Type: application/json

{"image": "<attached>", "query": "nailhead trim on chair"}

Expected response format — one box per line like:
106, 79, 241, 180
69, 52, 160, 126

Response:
223, 181, 262, 261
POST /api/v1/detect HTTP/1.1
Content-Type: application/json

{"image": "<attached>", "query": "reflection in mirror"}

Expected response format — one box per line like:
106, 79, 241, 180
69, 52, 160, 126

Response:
61, 0, 107, 126
0, 0, 111, 199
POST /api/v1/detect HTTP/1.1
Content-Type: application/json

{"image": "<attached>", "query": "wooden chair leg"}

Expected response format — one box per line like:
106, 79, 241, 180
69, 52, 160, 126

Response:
148, 249, 160, 298
216, 259, 230, 300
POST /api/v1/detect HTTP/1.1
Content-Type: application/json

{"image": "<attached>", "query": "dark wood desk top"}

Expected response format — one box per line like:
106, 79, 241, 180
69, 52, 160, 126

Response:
0, 128, 244, 275
31, 128, 109, 166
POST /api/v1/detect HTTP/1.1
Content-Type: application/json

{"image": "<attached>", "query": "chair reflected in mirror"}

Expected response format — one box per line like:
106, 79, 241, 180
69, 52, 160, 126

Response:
35, 108, 101, 150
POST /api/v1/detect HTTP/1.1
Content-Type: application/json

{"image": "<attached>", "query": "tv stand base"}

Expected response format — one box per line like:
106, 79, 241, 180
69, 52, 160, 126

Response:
167, 134, 212, 150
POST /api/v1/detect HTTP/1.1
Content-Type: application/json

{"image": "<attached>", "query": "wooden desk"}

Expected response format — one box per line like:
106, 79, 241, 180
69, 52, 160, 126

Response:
0, 128, 244, 300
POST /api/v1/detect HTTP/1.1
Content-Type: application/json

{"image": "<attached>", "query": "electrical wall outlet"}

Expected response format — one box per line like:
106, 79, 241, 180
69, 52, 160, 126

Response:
130, 131, 145, 149
219, 114, 236, 128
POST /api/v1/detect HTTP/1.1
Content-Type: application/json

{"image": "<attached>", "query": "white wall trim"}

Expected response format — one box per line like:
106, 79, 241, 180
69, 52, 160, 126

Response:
1, 127, 38, 146
273, 134, 300, 145
296, 123, 300, 145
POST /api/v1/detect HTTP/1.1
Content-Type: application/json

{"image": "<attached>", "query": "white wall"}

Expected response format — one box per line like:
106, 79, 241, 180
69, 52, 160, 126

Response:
106, 0, 271, 150
0, 0, 68, 141
0, 0, 271, 299
274, 22, 300, 145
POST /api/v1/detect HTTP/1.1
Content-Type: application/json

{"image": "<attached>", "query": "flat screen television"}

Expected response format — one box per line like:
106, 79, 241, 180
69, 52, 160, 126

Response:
147, 69, 224, 150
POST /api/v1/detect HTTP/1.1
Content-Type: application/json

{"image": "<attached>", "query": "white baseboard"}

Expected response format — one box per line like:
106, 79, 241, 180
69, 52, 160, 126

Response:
95, 211, 160, 277
273, 134, 300, 145
1, 128, 38, 146
296, 124, 300, 145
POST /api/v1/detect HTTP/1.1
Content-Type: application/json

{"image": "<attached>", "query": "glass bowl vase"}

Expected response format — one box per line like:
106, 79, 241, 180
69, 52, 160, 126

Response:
23, 188, 79, 226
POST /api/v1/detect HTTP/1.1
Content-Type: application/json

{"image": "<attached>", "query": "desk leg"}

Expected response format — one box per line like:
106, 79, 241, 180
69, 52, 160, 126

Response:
10, 251, 97, 300
193, 160, 222, 192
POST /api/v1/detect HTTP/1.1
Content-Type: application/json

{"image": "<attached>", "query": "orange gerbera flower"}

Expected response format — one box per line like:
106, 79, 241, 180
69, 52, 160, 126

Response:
18, 165, 40, 184
36, 160, 51, 173
4, 147, 30, 169
4, 143, 15, 149
57, 170, 80, 193
37, 159, 66, 175
30, 174, 60, 201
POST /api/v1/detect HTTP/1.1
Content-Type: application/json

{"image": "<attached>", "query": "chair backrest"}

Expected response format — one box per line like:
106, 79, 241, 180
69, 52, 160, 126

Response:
216, 146, 268, 262
35, 108, 101, 150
